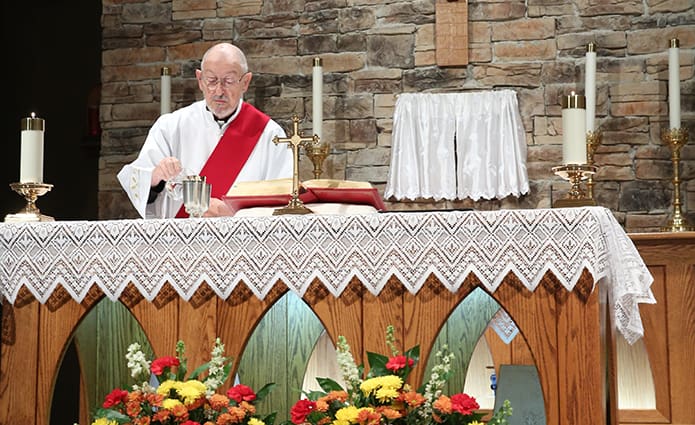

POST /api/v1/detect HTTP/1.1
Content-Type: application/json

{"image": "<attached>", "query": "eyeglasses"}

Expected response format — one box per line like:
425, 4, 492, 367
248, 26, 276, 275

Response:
200, 72, 247, 91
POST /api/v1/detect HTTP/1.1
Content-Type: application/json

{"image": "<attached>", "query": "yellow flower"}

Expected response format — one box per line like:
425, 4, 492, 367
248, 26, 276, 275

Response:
375, 386, 399, 402
162, 397, 183, 409
92, 419, 117, 425
157, 380, 180, 396
248, 418, 265, 425
360, 375, 402, 396
333, 405, 360, 425
177, 379, 207, 404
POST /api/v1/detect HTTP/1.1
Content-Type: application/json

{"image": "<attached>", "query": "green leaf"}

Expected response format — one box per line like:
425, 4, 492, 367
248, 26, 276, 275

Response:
187, 361, 211, 380
262, 412, 278, 425
316, 376, 344, 392
255, 382, 277, 402
366, 351, 389, 377
93, 408, 130, 424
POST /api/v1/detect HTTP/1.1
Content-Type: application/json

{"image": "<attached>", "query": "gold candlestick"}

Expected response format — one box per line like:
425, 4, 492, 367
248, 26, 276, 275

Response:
304, 142, 330, 179
586, 130, 602, 202
661, 128, 693, 232
5, 182, 54, 222
551, 164, 598, 208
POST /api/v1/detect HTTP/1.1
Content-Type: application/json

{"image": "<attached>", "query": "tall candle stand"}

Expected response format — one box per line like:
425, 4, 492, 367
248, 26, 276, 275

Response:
4, 182, 54, 222
551, 164, 598, 208
661, 128, 693, 232
304, 142, 330, 179
586, 130, 602, 203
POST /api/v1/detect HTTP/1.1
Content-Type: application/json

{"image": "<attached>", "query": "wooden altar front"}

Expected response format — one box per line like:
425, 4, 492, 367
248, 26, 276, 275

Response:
0, 208, 656, 425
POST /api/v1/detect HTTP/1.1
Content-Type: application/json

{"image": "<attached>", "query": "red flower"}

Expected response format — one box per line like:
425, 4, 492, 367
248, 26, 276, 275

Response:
103, 388, 129, 408
290, 399, 317, 424
227, 384, 257, 403
450, 393, 479, 416
385, 355, 415, 372
150, 356, 180, 376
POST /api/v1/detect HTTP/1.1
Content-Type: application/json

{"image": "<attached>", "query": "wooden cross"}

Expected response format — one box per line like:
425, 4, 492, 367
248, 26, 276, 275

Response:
436, 0, 468, 66
272, 114, 319, 215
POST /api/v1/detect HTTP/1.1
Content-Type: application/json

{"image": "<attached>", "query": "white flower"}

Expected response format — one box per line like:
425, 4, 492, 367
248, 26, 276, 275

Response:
126, 342, 150, 383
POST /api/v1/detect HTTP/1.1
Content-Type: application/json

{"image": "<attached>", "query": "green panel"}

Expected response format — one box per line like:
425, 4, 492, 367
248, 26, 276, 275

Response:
73, 299, 152, 419
424, 288, 500, 394
286, 292, 326, 409
238, 292, 325, 424
238, 294, 288, 422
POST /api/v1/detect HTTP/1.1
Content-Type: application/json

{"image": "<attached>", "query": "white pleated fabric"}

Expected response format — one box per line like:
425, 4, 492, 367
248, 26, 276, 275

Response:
385, 90, 529, 201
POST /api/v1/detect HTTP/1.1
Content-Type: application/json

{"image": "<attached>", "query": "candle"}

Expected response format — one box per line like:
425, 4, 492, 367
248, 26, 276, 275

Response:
161, 66, 171, 115
20, 113, 45, 183
585, 42, 597, 133
312, 57, 323, 140
561, 92, 587, 165
668, 38, 680, 129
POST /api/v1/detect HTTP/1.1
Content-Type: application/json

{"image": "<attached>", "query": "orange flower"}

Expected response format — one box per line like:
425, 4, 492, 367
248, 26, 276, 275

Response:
376, 406, 402, 420
316, 417, 332, 425
432, 395, 452, 414
240, 400, 256, 415
401, 390, 425, 407
153, 409, 171, 422
227, 406, 247, 422
217, 412, 235, 425
356, 408, 381, 425
134, 417, 151, 425
315, 399, 329, 412
209, 393, 230, 410
171, 403, 190, 421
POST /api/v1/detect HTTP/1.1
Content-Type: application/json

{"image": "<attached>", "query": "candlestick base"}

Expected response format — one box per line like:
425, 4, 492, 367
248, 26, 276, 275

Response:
304, 141, 330, 179
551, 164, 598, 208
273, 196, 314, 215
4, 182, 54, 222
660, 128, 693, 232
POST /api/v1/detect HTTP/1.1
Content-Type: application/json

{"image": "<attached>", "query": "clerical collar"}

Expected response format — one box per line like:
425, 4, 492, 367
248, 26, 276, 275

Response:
209, 110, 234, 129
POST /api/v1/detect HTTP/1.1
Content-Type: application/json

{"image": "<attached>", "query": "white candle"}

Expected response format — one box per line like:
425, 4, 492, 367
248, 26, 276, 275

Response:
585, 42, 597, 132
562, 92, 587, 165
312, 57, 323, 140
20, 113, 45, 183
161, 66, 171, 115
668, 38, 680, 129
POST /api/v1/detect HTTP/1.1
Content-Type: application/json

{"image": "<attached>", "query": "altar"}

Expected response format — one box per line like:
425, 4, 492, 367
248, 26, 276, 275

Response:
0, 207, 656, 425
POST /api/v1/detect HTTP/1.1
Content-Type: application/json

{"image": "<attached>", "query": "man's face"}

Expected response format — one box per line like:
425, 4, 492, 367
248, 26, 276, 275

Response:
196, 60, 251, 119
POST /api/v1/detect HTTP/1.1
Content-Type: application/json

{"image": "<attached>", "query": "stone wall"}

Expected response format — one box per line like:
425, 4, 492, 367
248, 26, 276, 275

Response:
98, 0, 695, 232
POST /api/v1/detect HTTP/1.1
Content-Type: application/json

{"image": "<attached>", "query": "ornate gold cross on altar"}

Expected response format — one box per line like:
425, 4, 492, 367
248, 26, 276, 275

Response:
272, 114, 320, 215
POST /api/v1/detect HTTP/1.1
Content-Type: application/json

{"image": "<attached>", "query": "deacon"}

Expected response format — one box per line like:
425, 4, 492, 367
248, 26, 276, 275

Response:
118, 43, 292, 218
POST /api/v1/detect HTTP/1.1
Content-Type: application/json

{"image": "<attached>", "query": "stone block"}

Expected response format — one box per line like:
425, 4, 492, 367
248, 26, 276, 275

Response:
240, 38, 298, 57
338, 33, 367, 51
576, 0, 642, 16
349, 119, 378, 145
469, 2, 526, 21
473, 63, 543, 88
527, 145, 562, 162
635, 159, 673, 180
339, 7, 376, 32
625, 213, 669, 232
494, 39, 557, 61
627, 27, 695, 54
609, 81, 665, 102
374, 93, 397, 118
596, 165, 635, 181
619, 180, 671, 212
217, 0, 262, 16
367, 34, 415, 68
346, 165, 390, 183
492, 18, 555, 42
601, 131, 651, 145
647, 0, 694, 13
348, 146, 391, 166
610, 100, 668, 117
416, 24, 435, 51
299, 35, 338, 55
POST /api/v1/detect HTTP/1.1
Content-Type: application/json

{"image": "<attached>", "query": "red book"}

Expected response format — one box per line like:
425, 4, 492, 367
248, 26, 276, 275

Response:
222, 178, 387, 215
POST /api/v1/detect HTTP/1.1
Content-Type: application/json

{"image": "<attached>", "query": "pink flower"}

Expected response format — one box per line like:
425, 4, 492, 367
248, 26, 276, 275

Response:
385, 355, 415, 372
227, 384, 257, 403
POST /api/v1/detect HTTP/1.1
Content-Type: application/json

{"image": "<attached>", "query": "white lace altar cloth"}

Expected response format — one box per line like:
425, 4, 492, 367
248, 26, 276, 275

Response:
0, 207, 654, 344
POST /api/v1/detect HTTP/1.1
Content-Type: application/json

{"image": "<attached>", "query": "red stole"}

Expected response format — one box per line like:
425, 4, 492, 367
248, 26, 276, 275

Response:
176, 102, 270, 218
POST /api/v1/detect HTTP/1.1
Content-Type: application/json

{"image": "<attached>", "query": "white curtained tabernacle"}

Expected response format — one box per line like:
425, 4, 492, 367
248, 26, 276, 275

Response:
386, 90, 529, 201
0, 207, 654, 344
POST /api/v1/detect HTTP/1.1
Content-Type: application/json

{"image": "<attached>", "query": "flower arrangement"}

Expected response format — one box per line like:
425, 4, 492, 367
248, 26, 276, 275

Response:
287, 326, 512, 425
91, 338, 276, 425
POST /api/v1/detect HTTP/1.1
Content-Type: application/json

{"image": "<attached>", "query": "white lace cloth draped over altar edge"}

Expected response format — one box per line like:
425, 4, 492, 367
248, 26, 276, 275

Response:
0, 207, 654, 344
385, 90, 529, 201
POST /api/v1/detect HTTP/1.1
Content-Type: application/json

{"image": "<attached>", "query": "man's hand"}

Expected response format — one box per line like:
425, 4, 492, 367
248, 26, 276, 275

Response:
204, 198, 233, 217
151, 157, 182, 186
